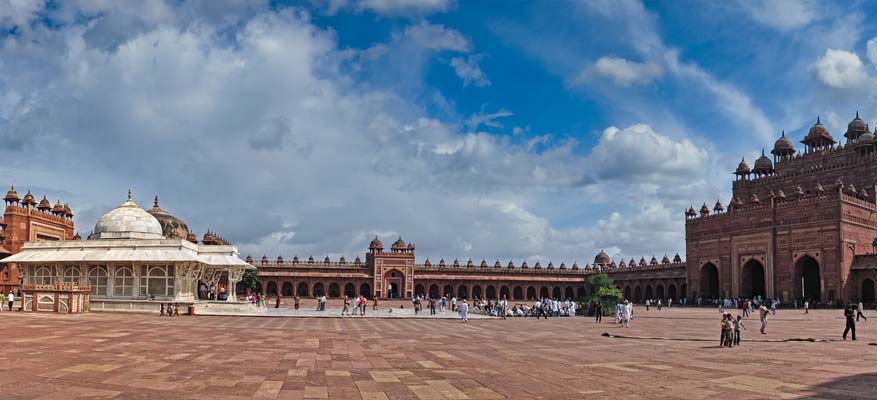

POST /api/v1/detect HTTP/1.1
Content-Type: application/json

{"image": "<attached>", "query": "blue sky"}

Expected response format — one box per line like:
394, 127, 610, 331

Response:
1, 0, 876, 265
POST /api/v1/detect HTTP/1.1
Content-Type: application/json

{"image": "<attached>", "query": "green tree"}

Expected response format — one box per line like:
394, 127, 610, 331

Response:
586, 273, 623, 314
239, 269, 261, 294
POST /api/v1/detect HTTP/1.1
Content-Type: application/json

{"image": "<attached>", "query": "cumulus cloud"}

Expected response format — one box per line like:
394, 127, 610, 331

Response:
450, 56, 490, 87
586, 124, 708, 183
0, 3, 714, 265
0, 0, 46, 29
868, 38, 877, 66
736, 0, 817, 31
577, 56, 662, 87
399, 21, 470, 52
812, 48, 870, 89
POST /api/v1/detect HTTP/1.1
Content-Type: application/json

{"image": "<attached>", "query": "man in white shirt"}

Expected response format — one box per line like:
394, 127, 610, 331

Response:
451, 296, 457, 312
7, 291, 14, 311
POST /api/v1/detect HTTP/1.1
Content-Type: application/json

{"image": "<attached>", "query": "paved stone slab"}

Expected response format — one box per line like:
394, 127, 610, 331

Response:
0, 308, 874, 399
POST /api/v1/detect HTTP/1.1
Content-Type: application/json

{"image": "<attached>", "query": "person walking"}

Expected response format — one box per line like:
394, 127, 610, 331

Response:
657, 299, 663, 311
759, 304, 769, 334
360, 296, 367, 316
622, 300, 632, 328
843, 303, 857, 341
536, 300, 548, 319
803, 299, 809, 315
342, 295, 350, 316
429, 297, 436, 316
372, 297, 378, 311
451, 296, 457, 312
645, 299, 650, 311
459, 299, 469, 323
857, 301, 867, 322
594, 302, 603, 323
7, 291, 14, 312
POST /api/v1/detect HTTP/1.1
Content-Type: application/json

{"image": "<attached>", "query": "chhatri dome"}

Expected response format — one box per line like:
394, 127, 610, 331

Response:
89, 190, 164, 240
147, 195, 191, 240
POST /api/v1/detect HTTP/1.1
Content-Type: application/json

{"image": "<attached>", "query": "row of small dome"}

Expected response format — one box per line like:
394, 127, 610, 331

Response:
248, 250, 685, 270
4, 185, 73, 218
248, 254, 364, 265
688, 180, 868, 217
369, 236, 415, 251
737, 113, 877, 176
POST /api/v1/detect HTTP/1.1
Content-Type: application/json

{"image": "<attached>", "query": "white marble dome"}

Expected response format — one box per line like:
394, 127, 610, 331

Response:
89, 194, 164, 240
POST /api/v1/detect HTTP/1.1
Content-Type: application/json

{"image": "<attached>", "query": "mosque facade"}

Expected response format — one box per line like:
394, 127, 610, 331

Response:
255, 238, 687, 303
257, 113, 877, 305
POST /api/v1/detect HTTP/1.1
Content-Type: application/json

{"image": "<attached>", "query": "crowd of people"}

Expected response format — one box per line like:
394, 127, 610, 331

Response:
230, 290, 873, 342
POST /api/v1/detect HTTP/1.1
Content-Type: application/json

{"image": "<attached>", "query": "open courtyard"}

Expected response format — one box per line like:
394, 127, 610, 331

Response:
0, 308, 874, 399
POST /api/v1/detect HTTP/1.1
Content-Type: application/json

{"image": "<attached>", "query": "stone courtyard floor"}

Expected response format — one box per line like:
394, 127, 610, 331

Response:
0, 308, 875, 399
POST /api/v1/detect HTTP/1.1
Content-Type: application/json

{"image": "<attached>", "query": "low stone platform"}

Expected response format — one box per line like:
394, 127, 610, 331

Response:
0, 308, 874, 399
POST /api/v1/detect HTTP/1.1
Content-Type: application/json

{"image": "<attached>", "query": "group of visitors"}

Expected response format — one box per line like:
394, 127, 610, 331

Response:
340, 295, 370, 316
0, 291, 13, 312
720, 313, 745, 347
158, 302, 181, 316
644, 298, 673, 310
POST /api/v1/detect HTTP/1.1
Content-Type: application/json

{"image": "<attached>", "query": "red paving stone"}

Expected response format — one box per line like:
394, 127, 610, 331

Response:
0, 308, 875, 399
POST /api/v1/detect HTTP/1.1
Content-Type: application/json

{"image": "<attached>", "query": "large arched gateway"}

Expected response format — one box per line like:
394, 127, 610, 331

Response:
795, 256, 821, 301
741, 260, 765, 298
700, 263, 719, 299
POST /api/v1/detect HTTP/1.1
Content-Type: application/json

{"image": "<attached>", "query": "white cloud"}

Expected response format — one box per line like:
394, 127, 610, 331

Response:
812, 48, 870, 89
736, 0, 817, 31
450, 56, 490, 87
867, 38, 877, 66
465, 107, 512, 130
357, 0, 453, 16
0, 0, 46, 29
577, 56, 662, 87
586, 124, 708, 183
664, 50, 774, 143
399, 21, 470, 52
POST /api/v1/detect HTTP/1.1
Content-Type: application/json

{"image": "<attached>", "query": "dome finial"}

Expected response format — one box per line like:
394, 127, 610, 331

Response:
127, 188, 132, 201
781, 130, 785, 138
153, 195, 159, 208
761, 148, 765, 156
856, 110, 860, 119
817, 116, 821, 124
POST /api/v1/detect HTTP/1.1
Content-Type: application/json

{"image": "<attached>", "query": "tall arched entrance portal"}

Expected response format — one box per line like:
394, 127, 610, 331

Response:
795, 256, 821, 301
700, 263, 719, 300
384, 270, 404, 299
741, 260, 765, 299
863, 278, 875, 303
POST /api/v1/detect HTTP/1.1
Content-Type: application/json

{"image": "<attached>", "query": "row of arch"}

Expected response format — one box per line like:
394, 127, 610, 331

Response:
413, 282, 587, 300
698, 256, 823, 300
617, 281, 686, 303
263, 281, 372, 298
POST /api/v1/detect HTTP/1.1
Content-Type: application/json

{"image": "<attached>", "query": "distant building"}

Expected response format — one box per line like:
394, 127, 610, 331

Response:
0, 185, 75, 294
255, 238, 686, 302
3, 191, 254, 313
